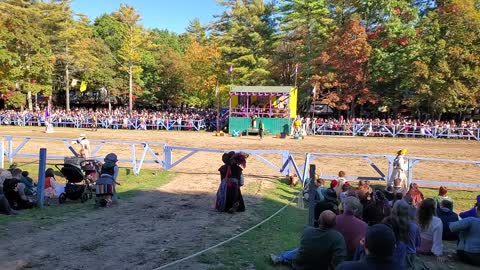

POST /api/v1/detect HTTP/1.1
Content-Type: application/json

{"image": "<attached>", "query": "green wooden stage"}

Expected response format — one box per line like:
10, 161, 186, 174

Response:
229, 117, 291, 135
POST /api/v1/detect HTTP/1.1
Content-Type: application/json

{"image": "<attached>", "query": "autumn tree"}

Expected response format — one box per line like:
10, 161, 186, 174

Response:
315, 19, 375, 117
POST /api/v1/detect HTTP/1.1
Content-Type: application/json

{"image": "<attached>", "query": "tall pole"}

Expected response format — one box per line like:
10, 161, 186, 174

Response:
216, 80, 220, 133
37, 148, 47, 208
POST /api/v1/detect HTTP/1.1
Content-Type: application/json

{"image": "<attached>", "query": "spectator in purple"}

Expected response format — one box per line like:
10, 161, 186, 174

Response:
335, 196, 368, 259
436, 200, 459, 241
459, 195, 480, 219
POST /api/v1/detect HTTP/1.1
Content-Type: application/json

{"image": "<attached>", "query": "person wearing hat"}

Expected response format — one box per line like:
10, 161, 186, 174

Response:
72, 134, 91, 159
314, 188, 339, 227
95, 153, 120, 207
336, 224, 403, 270
388, 149, 408, 189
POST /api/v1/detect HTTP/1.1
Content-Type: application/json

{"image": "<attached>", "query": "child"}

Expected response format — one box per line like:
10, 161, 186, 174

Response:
44, 168, 57, 206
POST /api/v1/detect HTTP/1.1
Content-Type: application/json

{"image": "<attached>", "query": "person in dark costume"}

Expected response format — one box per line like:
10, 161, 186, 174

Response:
215, 151, 248, 213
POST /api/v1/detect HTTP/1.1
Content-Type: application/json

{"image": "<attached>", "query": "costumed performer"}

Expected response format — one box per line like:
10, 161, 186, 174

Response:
388, 149, 408, 189
215, 151, 248, 213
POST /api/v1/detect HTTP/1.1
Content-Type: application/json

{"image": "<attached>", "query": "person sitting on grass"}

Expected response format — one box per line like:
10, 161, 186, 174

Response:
449, 205, 480, 267
335, 196, 368, 259
44, 168, 58, 206
270, 210, 347, 269
336, 224, 403, 270
416, 198, 444, 262
405, 183, 424, 208
0, 171, 18, 215
436, 200, 459, 241
3, 169, 35, 210
459, 195, 480, 219
433, 186, 453, 211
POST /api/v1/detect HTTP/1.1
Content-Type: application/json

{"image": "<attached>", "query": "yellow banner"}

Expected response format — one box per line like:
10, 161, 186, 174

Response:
80, 81, 87, 92
231, 96, 238, 107
289, 88, 297, 118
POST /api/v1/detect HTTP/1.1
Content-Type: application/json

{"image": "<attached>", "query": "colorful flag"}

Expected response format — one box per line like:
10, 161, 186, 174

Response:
79, 81, 87, 92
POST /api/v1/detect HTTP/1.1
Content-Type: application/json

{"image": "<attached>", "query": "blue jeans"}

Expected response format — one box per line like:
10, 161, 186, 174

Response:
278, 248, 298, 264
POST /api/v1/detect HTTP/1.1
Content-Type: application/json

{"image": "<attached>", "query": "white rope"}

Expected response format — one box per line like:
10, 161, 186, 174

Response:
151, 191, 300, 270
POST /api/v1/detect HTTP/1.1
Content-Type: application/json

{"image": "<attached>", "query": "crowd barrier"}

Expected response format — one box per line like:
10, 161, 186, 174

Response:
311, 123, 480, 140
0, 135, 479, 189
0, 114, 208, 131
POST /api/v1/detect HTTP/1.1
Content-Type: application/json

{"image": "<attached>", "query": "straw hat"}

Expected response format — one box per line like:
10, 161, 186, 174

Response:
397, 149, 407, 155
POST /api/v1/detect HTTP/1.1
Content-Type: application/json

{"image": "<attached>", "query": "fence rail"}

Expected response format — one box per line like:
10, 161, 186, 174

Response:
311, 123, 480, 140
0, 135, 479, 189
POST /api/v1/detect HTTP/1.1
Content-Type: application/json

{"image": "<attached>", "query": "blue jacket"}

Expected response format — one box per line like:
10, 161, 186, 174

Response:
449, 217, 480, 253
459, 207, 478, 219
437, 207, 459, 241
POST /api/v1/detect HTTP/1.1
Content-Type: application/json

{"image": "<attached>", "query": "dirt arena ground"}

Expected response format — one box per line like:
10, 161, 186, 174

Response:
0, 127, 479, 269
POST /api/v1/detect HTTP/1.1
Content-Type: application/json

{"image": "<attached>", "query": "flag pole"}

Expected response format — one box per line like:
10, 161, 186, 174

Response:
294, 63, 298, 89
216, 80, 220, 133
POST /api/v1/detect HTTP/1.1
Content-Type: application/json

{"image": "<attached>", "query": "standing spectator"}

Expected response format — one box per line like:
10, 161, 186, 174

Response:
449, 205, 480, 266
459, 195, 480, 219
335, 196, 368, 259
437, 200, 459, 241
337, 224, 403, 270
270, 210, 347, 269
417, 199, 444, 262
258, 119, 264, 140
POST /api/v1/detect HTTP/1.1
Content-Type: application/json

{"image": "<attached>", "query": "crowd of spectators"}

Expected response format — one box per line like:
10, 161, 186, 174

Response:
0, 107, 223, 131
305, 117, 480, 138
271, 173, 480, 269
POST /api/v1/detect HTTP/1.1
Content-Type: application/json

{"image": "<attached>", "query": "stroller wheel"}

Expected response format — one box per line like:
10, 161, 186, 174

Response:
59, 193, 67, 204
80, 193, 88, 203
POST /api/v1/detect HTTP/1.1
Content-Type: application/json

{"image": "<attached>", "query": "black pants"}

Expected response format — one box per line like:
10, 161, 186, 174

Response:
458, 250, 480, 266
259, 129, 263, 139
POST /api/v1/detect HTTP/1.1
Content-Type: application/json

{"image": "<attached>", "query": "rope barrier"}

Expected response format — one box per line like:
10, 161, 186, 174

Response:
151, 190, 301, 270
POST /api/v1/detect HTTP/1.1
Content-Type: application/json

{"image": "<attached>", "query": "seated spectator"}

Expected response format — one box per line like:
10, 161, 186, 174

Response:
417, 199, 444, 261
459, 195, 480, 219
334, 171, 348, 199
449, 205, 480, 266
335, 196, 368, 259
339, 183, 350, 204
363, 190, 391, 226
314, 188, 339, 227
3, 169, 35, 210
20, 171, 35, 196
314, 178, 327, 202
336, 224, 403, 270
44, 168, 58, 205
433, 186, 453, 211
437, 200, 459, 241
0, 174, 17, 215
405, 183, 424, 208
403, 195, 417, 222
384, 186, 395, 203
270, 210, 347, 269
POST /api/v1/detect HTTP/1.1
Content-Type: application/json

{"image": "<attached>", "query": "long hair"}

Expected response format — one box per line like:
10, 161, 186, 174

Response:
417, 198, 435, 230
385, 200, 411, 243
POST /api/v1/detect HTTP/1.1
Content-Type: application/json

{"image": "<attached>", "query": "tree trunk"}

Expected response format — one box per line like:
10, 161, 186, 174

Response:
129, 64, 133, 114
27, 91, 32, 111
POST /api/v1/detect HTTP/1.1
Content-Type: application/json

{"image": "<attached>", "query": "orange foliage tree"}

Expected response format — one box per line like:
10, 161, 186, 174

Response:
313, 19, 376, 117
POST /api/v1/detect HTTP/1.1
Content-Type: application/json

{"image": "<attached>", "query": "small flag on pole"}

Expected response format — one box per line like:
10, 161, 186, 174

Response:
71, 79, 78, 87
79, 81, 87, 92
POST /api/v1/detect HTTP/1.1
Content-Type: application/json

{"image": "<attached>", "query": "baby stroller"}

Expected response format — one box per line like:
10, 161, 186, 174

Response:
56, 157, 101, 204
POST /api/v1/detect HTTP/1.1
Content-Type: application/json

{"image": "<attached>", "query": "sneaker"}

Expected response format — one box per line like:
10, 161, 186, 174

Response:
270, 254, 282, 265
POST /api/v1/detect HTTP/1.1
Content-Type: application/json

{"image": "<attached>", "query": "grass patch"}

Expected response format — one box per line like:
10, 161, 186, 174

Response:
0, 167, 172, 226
197, 181, 306, 270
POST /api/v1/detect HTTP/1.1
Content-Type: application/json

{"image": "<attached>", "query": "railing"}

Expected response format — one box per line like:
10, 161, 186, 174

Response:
0, 114, 207, 131
0, 135, 479, 189
311, 123, 480, 140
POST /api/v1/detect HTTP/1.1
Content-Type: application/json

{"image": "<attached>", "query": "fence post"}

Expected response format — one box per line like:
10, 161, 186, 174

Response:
164, 145, 172, 170
37, 148, 47, 208
386, 155, 394, 184
407, 158, 414, 188
281, 150, 290, 176
308, 164, 316, 226
7, 136, 13, 163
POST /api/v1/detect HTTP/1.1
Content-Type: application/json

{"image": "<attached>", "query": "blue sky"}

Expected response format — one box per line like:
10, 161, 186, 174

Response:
71, 0, 225, 33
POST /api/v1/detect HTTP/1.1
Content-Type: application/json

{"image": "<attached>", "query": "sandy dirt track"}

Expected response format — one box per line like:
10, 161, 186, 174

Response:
0, 127, 479, 269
